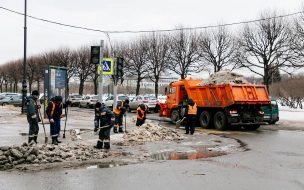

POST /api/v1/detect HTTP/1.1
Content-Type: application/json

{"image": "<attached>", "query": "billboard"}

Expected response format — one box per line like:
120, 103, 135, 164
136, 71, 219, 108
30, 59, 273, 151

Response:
43, 66, 67, 118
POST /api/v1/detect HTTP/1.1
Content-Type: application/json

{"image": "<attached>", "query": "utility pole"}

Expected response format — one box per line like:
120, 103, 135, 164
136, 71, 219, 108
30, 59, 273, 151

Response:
21, 0, 28, 114
98, 40, 104, 102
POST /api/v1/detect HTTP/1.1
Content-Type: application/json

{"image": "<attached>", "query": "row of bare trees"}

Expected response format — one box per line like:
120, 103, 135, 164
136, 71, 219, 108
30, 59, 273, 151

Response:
1, 10, 304, 99
270, 73, 304, 109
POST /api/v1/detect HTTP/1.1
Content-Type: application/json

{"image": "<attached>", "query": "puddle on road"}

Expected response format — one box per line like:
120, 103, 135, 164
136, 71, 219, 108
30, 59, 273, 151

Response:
86, 163, 126, 169
151, 148, 226, 160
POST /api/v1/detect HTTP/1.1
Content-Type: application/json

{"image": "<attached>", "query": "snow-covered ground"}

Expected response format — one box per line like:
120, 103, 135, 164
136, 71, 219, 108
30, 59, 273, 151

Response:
278, 105, 304, 121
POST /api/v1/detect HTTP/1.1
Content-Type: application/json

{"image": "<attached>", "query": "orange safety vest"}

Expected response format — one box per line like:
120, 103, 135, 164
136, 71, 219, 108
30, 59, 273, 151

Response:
188, 104, 197, 115
48, 102, 63, 118
136, 107, 145, 120
113, 102, 124, 115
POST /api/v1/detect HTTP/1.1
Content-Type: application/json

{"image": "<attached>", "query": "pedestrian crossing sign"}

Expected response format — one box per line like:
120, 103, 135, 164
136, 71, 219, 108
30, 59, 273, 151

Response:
98, 58, 114, 75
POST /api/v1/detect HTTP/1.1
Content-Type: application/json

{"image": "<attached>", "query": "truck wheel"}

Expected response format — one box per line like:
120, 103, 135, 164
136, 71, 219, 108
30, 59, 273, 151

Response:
213, 111, 228, 130
199, 111, 213, 128
171, 110, 179, 124
243, 124, 260, 130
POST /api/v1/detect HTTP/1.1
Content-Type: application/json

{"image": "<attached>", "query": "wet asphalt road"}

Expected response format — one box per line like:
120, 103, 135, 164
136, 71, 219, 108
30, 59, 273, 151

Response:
1, 107, 304, 189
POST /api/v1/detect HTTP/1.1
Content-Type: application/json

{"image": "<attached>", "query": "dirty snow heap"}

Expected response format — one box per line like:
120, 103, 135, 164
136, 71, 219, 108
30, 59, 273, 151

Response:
123, 118, 184, 142
197, 70, 249, 86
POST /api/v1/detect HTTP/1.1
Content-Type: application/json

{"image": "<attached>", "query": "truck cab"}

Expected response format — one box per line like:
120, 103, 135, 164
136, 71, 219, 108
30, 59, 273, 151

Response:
262, 97, 279, 124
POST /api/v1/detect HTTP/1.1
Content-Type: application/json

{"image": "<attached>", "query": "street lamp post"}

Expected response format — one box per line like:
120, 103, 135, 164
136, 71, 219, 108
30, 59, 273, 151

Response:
21, 0, 28, 113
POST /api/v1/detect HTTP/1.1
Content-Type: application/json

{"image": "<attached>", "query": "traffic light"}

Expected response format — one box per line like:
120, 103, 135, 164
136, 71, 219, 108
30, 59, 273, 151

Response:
116, 57, 124, 77
90, 46, 100, 64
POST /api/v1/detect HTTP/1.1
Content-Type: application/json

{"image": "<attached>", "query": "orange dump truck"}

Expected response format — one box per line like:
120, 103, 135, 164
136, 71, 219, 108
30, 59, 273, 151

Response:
159, 78, 270, 130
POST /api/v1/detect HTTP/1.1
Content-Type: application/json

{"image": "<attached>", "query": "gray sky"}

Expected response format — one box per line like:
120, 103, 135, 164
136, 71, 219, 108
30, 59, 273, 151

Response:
0, 0, 303, 78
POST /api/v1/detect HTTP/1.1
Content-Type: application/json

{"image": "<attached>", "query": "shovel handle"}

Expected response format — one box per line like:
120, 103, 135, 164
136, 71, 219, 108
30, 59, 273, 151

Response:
181, 117, 186, 122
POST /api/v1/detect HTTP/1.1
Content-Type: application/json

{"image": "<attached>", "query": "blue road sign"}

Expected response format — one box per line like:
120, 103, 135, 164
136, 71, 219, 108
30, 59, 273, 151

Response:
98, 58, 114, 75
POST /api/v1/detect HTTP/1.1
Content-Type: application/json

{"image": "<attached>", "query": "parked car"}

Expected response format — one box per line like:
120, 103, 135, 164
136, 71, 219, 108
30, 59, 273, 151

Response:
127, 95, 157, 113
0, 95, 23, 106
262, 97, 279, 124
103, 95, 129, 110
0, 93, 20, 100
79, 95, 99, 108
67, 94, 82, 107
154, 95, 167, 113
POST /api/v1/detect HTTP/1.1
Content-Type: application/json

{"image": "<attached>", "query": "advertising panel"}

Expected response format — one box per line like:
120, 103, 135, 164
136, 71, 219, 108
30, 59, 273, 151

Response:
43, 66, 67, 118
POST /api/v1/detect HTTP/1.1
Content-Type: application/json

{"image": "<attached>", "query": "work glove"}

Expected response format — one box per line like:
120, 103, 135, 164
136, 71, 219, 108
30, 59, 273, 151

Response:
143, 116, 146, 120
37, 105, 41, 109
123, 113, 126, 117
49, 119, 54, 123
94, 128, 98, 132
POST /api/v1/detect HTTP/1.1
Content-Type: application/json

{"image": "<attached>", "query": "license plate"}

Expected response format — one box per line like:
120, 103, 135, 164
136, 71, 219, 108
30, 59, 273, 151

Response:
264, 116, 270, 119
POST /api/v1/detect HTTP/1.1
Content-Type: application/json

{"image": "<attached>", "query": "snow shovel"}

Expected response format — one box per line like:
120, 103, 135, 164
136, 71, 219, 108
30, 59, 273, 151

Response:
176, 117, 186, 129
38, 108, 48, 144
70, 126, 110, 141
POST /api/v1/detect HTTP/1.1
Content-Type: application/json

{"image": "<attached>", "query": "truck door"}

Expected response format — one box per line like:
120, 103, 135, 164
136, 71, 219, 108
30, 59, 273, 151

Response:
167, 86, 176, 109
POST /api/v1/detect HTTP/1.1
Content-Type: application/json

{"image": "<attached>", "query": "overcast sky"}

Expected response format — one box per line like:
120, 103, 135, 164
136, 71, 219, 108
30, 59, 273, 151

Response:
0, 0, 303, 78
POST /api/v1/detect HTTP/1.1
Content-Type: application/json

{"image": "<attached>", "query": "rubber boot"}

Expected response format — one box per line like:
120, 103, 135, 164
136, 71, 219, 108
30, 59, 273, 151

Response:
56, 137, 62, 143
52, 137, 58, 145
94, 141, 103, 149
185, 126, 189, 135
28, 137, 34, 144
104, 142, 110, 149
119, 127, 124, 133
33, 136, 38, 144
113, 127, 118, 133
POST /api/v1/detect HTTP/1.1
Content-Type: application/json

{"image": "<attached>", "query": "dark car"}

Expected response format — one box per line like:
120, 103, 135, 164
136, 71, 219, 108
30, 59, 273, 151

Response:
262, 97, 279, 124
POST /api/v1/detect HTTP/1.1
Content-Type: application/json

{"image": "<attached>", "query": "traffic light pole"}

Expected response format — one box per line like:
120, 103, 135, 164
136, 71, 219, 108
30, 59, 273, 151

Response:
98, 40, 104, 103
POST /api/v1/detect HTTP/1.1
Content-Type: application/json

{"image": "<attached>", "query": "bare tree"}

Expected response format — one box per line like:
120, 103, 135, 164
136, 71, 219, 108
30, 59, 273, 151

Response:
199, 25, 239, 73
237, 10, 296, 92
33, 55, 45, 93
146, 33, 170, 98
122, 38, 150, 95
73, 46, 94, 95
168, 28, 203, 79
27, 56, 41, 92
0, 65, 5, 92
1, 64, 10, 92
290, 10, 304, 67
53, 46, 76, 95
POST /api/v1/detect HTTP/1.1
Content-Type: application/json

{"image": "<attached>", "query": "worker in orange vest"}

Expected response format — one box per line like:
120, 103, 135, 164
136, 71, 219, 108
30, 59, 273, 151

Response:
183, 98, 197, 135
46, 96, 68, 145
112, 101, 126, 133
136, 103, 147, 127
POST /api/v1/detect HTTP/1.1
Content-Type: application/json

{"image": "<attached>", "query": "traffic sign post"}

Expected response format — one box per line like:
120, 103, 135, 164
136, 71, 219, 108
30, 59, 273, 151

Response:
98, 40, 104, 102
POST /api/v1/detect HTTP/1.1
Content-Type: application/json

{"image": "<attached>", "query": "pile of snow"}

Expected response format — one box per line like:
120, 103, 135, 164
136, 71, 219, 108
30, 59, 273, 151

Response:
0, 141, 109, 170
197, 70, 249, 86
123, 117, 184, 142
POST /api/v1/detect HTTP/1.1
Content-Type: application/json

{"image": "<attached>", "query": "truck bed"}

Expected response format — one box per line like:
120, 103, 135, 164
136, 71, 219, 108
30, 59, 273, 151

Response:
186, 84, 270, 108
